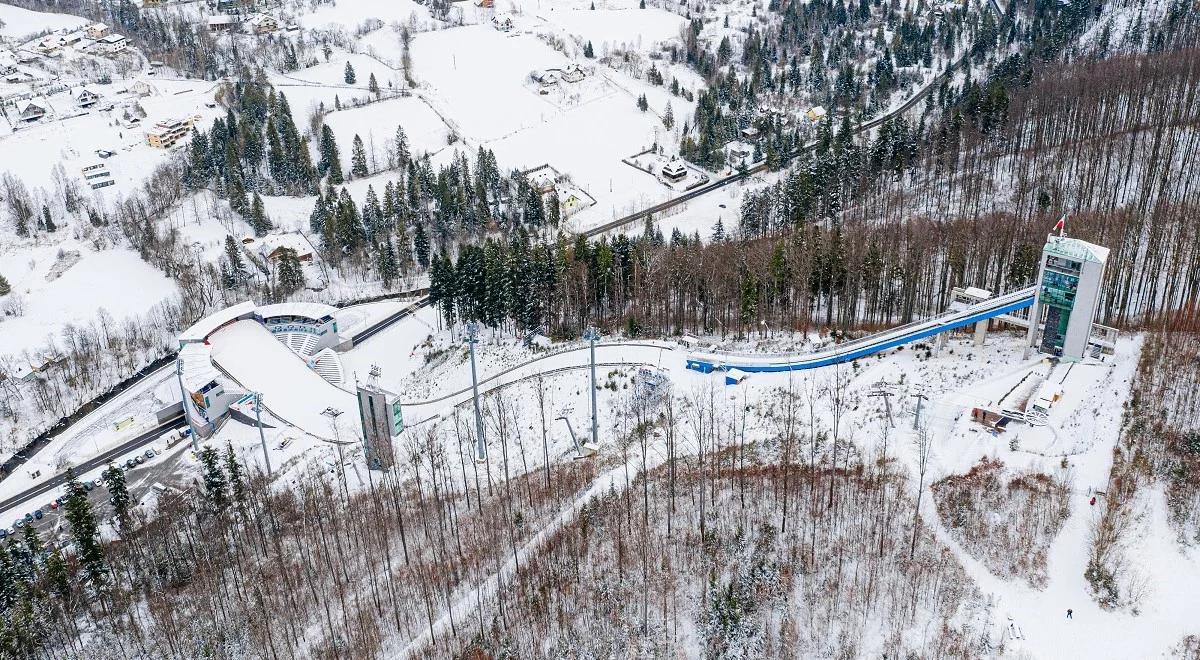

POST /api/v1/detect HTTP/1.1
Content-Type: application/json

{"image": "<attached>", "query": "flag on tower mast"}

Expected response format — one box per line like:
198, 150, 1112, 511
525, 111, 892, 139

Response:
1052, 214, 1066, 236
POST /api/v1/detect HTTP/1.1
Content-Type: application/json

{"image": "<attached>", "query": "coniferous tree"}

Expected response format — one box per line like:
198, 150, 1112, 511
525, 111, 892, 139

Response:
344, 61, 357, 85
41, 205, 56, 232
377, 239, 399, 287
224, 235, 247, 281
277, 247, 306, 293
368, 72, 380, 96
546, 190, 562, 227
318, 125, 344, 184
362, 184, 383, 239
225, 443, 246, 503
0, 273, 9, 296
199, 446, 228, 512
584, 41, 595, 58
413, 221, 431, 268
637, 94, 649, 112
249, 193, 272, 236
63, 469, 105, 590
351, 134, 369, 178
309, 192, 329, 236
394, 125, 410, 170
101, 464, 130, 526
663, 101, 675, 129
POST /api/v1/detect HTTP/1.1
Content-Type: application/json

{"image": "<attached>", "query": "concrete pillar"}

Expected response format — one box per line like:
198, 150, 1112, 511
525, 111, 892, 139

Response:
974, 319, 988, 347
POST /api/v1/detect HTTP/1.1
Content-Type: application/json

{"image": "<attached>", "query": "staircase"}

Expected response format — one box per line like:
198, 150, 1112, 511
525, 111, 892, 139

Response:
274, 331, 344, 386
310, 348, 344, 385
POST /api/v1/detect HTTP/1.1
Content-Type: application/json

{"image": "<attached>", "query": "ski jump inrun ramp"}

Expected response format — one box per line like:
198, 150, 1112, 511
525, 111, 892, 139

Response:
685, 286, 1037, 373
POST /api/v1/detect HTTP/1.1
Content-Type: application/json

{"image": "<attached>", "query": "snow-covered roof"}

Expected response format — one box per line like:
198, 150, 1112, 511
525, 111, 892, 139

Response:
17, 99, 44, 114
257, 302, 338, 323
178, 342, 221, 393
963, 286, 992, 299
247, 232, 315, 259
208, 15, 237, 25
1044, 235, 1109, 264
178, 300, 258, 344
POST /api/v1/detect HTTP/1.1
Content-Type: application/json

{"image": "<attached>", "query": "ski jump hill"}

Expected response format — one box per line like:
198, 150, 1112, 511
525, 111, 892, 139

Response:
685, 286, 1039, 373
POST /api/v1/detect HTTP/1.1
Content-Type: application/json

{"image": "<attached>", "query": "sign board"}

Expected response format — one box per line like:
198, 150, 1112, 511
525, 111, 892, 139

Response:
390, 399, 404, 436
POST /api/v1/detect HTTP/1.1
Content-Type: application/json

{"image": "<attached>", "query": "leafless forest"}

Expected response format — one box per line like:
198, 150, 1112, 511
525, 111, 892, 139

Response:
1087, 308, 1200, 609
932, 458, 1071, 588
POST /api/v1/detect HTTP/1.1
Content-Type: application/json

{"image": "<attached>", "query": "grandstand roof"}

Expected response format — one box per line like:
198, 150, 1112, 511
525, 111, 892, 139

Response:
178, 300, 257, 344
257, 302, 338, 322
178, 343, 220, 393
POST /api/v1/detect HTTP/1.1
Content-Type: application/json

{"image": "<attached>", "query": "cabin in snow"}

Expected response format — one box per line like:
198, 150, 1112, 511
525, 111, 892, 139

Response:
73, 87, 99, 108
17, 100, 46, 122
662, 158, 687, 182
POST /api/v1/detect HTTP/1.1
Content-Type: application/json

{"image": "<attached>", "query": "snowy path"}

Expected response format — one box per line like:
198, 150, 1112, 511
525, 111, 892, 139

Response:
390, 446, 665, 659
917, 337, 1200, 659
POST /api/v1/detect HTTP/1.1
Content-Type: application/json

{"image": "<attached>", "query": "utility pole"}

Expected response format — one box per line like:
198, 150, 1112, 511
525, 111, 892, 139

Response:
176, 357, 200, 453
556, 415, 583, 457
255, 391, 271, 475
466, 322, 487, 463
868, 383, 895, 428
321, 407, 348, 499
584, 326, 600, 449
912, 387, 928, 431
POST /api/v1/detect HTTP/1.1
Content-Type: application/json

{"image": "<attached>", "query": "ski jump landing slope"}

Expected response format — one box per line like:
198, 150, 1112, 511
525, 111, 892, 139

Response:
208, 320, 360, 441
686, 286, 1038, 373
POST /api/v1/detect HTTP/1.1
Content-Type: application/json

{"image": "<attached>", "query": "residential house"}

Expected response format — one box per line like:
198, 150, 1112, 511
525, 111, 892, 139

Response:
57, 32, 84, 47
73, 87, 99, 108
34, 40, 59, 56
805, 105, 827, 123
17, 100, 46, 122
130, 79, 156, 97
145, 116, 193, 148
0, 49, 17, 75
97, 34, 128, 54
87, 23, 111, 39
661, 158, 687, 182
245, 14, 279, 34
561, 63, 585, 83
492, 14, 514, 31
243, 232, 317, 265
207, 15, 238, 32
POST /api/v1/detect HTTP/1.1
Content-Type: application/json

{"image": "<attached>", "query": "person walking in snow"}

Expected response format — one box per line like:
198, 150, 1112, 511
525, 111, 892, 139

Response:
1067, 609, 1073, 619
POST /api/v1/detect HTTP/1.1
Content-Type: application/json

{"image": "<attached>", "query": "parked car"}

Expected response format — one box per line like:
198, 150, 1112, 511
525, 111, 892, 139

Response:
14, 519, 25, 529
144, 449, 155, 459
94, 478, 104, 487
0, 529, 7, 539
96, 149, 115, 158
126, 459, 136, 469
49, 501, 59, 510
23, 513, 33, 523
33, 510, 43, 521
83, 482, 93, 492
135, 455, 146, 465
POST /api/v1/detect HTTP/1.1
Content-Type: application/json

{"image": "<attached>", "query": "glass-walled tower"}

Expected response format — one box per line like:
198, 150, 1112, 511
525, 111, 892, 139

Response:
1024, 235, 1109, 361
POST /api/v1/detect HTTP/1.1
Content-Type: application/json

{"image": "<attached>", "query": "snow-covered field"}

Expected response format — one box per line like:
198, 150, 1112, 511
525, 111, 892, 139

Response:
0, 246, 177, 362
0, 3, 88, 41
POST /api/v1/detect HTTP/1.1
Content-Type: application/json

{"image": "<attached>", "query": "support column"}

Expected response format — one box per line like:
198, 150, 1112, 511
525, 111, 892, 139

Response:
973, 319, 988, 347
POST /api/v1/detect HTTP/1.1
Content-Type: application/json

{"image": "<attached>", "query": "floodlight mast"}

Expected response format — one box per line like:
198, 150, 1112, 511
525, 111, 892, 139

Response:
255, 392, 271, 475
467, 322, 487, 463
584, 327, 600, 449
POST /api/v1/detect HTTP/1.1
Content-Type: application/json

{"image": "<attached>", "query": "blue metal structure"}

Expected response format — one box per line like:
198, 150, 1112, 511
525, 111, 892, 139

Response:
686, 286, 1037, 374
